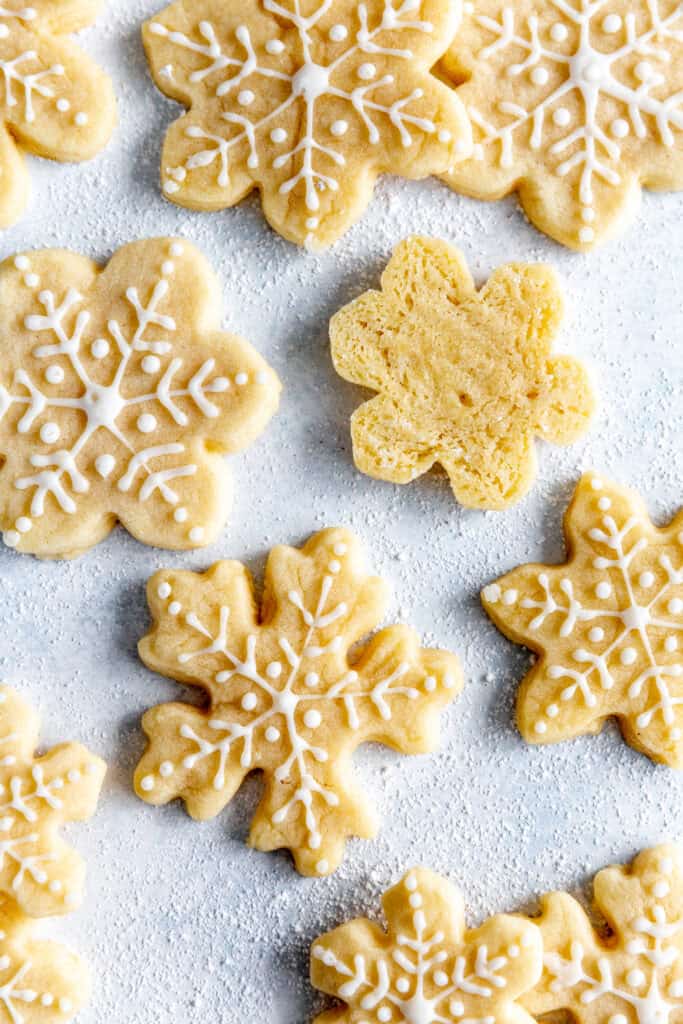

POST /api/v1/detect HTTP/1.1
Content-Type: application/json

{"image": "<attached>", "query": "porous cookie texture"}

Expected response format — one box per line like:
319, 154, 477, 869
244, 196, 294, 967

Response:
523, 844, 683, 1024
0, 685, 105, 918
142, 0, 472, 249
441, 0, 683, 251
0, 238, 281, 559
0, 1, 115, 228
311, 866, 543, 1024
483, 473, 683, 767
330, 236, 595, 511
0, 899, 90, 1024
135, 528, 462, 876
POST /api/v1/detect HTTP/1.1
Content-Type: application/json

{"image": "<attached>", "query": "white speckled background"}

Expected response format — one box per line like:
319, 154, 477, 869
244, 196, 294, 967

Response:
1, 2, 683, 1021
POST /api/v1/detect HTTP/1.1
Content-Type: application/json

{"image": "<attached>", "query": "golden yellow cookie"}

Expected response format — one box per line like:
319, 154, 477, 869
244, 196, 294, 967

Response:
0, 898, 90, 1024
0, 685, 105, 918
311, 866, 543, 1024
0, 238, 281, 559
524, 844, 683, 1024
135, 527, 462, 876
142, 0, 472, 249
482, 473, 683, 767
330, 236, 595, 510
0, 1, 116, 228
441, 0, 683, 251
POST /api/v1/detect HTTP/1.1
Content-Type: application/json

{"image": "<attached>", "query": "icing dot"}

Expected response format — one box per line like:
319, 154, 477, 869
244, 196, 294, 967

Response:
45, 364, 65, 384
598, 496, 611, 511
636, 61, 654, 81
405, 873, 417, 891
357, 63, 376, 80
24, 273, 39, 288
75, 112, 88, 126
142, 355, 161, 374
162, 260, 174, 276
668, 598, 683, 614
157, 582, 172, 599
305, 672, 319, 687
660, 857, 674, 873
266, 662, 282, 679
330, 119, 348, 137
328, 559, 341, 574
596, 582, 612, 599
140, 776, 155, 792
627, 970, 646, 988
242, 693, 257, 711
553, 107, 571, 127
508, 944, 520, 958
333, 543, 347, 556
15, 517, 31, 534
602, 14, 622, 32
303, 709, 322, 729
546, 704, 559, 718
588, 627, 605, 643
270, 127, 287, 143
531, 66, 549, 86
639, 571, 655, 588
582, 207, 596, 222
579, 226, 595, 244
329, 24, 348, 41
611, 118, 629, 138
450, 1001, 465, 1016
620, 647, 637, 666
95, 454, 115, 478
189, 527, 204, 543
160, 761, 174, 777
316, 859, 329, 874
609, 1017, 628, 1024
502, 589, 518, 605
169, 601, 181, 616
170, 242, 184, 257
424, 676, 437, 692
444, 673, 456, 689
41, 994, 54, 1007
235, 372, 249, 386
482, 584, 501, 603
40, 422, 60, 444
434, 969, 448, 986
238, 89, 255, 106
174, 507, 188, 523
665, 636, 678, 652
550, 22, 568, 41
534, 721, 547, 735
57, 98, 70, 112
409, 892, 423, 909
438, 129, 451, 143
306, 217, 319, 230
591, 477, 603, 489
266, 38, 285, 53
14, 255, 29, 271
653, 879, 670, 897
265, 726, 280, 743
59, 999, 72, 1014
91, 338, 110, 359
396, 978, 410, 993
137, 414, 157, 434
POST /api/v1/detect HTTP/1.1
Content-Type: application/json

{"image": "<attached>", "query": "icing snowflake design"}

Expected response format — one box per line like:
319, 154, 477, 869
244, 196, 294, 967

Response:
143, 0, 471, 249
483, 473, 683, 767
526, 844, 683, 1024
0, 2, 115, 227
311, 867, 542, 1024
0, 239, 280, 558
443, 0, 683, 249
0, 902, 88, 1024
135, 528, 461, 876
0, 686, 105, 918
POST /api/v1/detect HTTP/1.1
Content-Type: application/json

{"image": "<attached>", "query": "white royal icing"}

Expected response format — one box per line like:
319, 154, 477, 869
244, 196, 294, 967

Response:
466, 0, 683, 244
0, 242, 262, 549
152, 0, 465, 247
139, 540, 457, 872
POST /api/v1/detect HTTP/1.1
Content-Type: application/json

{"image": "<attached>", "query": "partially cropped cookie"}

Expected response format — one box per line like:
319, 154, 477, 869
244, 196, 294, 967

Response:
0, 1, 116, 227
483, 473, 683, 767
0, 899, 90, 1024
331, 236, 595, 510
135, 528, 462, 876
0, 238, 280, 558
142, 0, 472, 249
524, 844, 683, 1024
311, 866, 542, 1024
0, 685, 105, 917
441, 1, 683, 250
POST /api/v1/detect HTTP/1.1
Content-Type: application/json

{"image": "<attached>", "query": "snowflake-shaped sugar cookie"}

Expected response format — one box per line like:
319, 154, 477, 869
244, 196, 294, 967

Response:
0, 1, 115, 228
483, 473, 683, 766
311, 866, 543, 1024
524, 844, 683, 1024
330, 236, 595, 510
0, 900, 89, 1024
142, 0, 472, 249
0, 685, 105, 918
441, 0, 683, 250
0, 238, 280, 559
135, 528, 462, 876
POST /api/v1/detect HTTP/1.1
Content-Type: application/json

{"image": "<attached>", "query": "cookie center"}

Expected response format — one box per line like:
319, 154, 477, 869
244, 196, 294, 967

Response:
292, 62, 330, 102
570, 49, 611, 88
622, 604, 651, 631
271, 689, 299, 717
398, 993, 440, 1024
80, 383, 125, 430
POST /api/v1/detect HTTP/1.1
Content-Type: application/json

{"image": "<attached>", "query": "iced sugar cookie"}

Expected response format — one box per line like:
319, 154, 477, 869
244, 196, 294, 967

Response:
0, 899, 90, 1024
311, 867, 542, 1024
135, 528, 462, 876
0, 1, 115, 228
483, 473, 683, 767
441, 0, 683, 250
142, 0, 472, 249
330, 236, 595, 510
0, 685, 105, 918
524, 844, 683, 1024
0, 238, 281, 559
